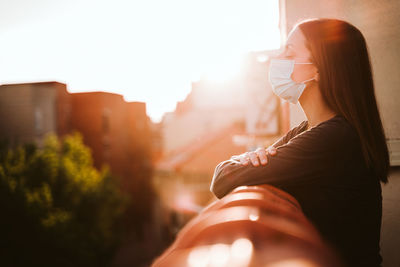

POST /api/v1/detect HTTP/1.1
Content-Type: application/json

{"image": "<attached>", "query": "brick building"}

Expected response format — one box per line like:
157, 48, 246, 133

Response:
0, 82, 152, 191
70, 91, 151, 190
0, 82, 70, 146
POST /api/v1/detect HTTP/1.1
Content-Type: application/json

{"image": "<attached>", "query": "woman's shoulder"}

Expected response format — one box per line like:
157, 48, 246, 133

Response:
307, 115, 359, 144
318, 114, 358, 138
293, 114, 359, 146
278, 114, 360, 151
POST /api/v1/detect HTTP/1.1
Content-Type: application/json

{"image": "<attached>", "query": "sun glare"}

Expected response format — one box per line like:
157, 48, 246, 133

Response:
202, 53, 245, 82
0, 0, 281, 122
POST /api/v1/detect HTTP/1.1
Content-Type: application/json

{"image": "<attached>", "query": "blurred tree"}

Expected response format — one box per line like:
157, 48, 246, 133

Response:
0, 133, 127, 267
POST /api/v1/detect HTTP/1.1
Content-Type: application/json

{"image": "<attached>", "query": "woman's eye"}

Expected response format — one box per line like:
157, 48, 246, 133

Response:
282, 54, 294, 60
276, 48, 295, 59
283, 50, 295, 58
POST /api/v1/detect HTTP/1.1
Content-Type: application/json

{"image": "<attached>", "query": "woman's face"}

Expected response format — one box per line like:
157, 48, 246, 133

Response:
277, 27, 318, 83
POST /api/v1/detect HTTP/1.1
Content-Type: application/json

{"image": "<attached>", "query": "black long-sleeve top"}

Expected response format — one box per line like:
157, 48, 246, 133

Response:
210, 115, 382, 267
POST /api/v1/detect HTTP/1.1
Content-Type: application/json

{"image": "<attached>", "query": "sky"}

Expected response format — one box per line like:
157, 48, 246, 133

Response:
0, 0, 281, 122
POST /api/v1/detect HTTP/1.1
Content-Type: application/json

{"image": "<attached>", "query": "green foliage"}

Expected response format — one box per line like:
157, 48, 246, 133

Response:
0, 133, 127, 267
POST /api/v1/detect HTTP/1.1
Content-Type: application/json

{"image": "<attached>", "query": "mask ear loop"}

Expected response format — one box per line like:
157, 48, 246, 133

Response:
301, 77, 315, 84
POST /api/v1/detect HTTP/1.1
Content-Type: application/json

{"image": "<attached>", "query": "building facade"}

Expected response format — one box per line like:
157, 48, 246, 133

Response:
0, 82, 70, 146
0, 82, 152, 192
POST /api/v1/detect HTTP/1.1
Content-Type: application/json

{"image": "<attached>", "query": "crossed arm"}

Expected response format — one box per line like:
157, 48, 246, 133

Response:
210, 122, 346, 199
230, 122, 305, 166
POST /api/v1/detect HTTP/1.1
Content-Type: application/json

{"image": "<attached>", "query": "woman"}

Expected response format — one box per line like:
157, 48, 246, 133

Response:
210, 18, 389, 267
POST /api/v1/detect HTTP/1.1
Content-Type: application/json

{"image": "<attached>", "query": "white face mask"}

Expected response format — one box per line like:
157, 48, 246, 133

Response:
268, 59, 315, 104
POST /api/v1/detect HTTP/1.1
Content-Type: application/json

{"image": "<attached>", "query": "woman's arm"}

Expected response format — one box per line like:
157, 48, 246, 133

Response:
210, 119, 352, 199
232, 121, 309, 166
271, 120, 308, 148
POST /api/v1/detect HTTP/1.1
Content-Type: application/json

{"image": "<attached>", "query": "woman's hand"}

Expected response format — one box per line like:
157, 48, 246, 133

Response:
232, 146, 277, 166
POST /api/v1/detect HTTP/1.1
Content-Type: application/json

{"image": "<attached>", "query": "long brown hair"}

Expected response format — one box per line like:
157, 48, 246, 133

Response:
298, 18, 389, 183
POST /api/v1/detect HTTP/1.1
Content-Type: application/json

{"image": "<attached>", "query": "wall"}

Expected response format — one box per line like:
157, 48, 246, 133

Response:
0, 82, 68, 145
70, 92, 128, 178
0, 84, 34, 144
280, 0, 400, 266
70, 92, 152, 192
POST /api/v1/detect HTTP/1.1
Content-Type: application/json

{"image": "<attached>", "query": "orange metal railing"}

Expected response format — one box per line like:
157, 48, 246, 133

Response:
152, 185, 342, 267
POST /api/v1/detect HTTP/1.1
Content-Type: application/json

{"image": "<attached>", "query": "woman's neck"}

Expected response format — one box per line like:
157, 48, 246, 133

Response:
299, 85, 337, 129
